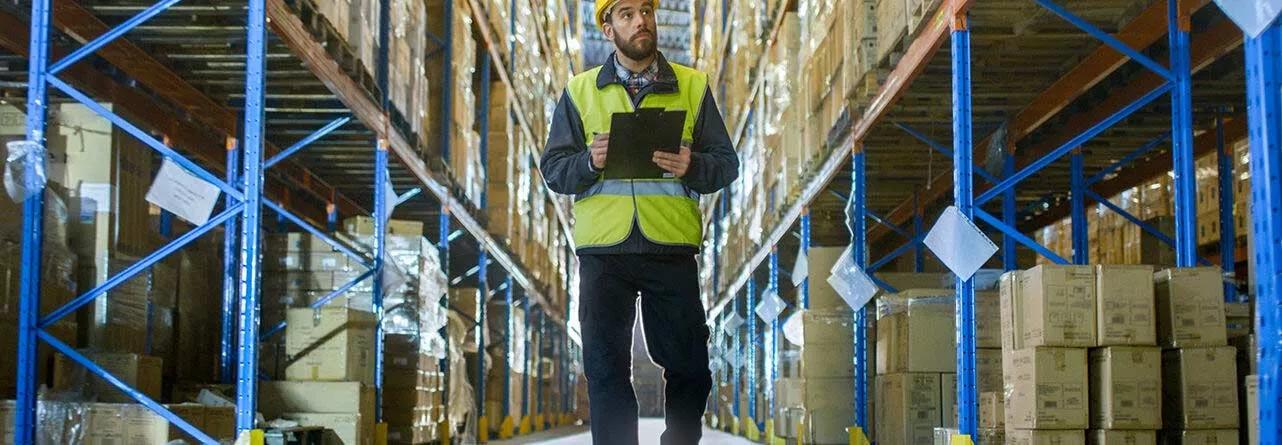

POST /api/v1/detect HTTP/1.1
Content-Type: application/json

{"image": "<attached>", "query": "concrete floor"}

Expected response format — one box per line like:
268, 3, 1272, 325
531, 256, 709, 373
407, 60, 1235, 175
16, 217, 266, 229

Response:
487, 418, 753, 444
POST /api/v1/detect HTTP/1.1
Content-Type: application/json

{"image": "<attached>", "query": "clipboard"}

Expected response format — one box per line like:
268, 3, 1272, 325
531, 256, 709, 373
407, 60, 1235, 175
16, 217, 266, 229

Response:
603, 108, 686, 180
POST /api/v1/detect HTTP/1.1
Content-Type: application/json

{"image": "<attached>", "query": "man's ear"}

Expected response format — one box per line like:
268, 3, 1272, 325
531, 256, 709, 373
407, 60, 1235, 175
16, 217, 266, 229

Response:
602, 22, 614, 40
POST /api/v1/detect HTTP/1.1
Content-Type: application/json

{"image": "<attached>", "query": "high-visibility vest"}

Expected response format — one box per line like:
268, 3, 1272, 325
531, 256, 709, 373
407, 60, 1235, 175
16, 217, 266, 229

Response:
565, 62, 708, 249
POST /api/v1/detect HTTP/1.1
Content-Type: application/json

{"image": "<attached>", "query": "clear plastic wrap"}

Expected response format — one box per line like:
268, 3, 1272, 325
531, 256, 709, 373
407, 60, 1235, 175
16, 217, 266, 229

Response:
446, 311, 476, 442
5, 140, 47, 203
875, 291, 954, 320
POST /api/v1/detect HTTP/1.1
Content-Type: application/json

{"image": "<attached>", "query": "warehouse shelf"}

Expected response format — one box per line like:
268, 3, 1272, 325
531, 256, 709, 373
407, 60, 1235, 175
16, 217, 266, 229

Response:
705, 0, 972, 319
700, 0, 1273, 442
5, 0, 582, 443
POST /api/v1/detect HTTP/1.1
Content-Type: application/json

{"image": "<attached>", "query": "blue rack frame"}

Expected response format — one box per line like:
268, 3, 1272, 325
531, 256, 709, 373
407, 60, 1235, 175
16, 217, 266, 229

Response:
1244, 15, 1282, 445
13, 0, 579, 442
717, 0, 1265, 441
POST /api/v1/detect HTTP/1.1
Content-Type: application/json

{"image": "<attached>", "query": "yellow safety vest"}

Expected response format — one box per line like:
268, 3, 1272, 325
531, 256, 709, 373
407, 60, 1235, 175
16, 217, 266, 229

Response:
565, 62, 708, 249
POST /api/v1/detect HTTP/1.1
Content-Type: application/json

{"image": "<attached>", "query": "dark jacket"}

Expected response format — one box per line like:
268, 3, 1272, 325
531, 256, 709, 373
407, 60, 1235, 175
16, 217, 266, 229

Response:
540, 52, 739, 255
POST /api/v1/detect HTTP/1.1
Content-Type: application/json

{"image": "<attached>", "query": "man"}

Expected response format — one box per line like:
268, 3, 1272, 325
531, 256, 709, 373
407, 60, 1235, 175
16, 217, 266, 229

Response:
540, 0, 739, 443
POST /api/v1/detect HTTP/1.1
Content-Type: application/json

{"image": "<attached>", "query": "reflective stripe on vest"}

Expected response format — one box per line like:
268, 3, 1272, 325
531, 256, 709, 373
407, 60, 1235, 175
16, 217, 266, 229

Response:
566, 62, 708, 249
575, 180, 700, 201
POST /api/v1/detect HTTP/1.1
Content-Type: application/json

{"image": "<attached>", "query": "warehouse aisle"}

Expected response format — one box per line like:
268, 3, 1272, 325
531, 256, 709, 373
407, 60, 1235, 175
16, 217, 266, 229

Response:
487, 418, 754, 444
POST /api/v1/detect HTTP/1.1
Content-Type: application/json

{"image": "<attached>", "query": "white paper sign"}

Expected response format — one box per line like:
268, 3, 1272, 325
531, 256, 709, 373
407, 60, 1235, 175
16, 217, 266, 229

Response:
78, 182, 113, 214
145, 158, 221, 225
723, 312, 745, 333
924, 206, 999, 281
782, 313, 804, 346
828, 244, 880, 310
1215, 0, 1282, 38
791, 246, 809, 286
754, 289, 787, 323
381, 171, 398, 223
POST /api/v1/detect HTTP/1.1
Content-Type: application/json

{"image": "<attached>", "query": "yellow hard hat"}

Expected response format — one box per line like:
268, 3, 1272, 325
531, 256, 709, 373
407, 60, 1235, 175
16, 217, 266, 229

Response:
595, 0, 660, 28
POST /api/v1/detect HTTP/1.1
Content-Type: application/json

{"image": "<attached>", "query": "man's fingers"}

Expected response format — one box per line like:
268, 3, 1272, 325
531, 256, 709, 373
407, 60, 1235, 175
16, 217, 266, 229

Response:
653, 158, 681, 171
653, 151, 683, 161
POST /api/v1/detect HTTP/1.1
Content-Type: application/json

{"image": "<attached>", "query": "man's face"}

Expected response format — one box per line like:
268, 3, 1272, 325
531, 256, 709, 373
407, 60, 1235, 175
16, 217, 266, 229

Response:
603, 0, 658, 61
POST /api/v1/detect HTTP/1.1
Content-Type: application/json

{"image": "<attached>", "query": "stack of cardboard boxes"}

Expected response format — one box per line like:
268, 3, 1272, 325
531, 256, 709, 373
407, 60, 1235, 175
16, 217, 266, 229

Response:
874, 289, 955, 445
1155, 268, 1238, 443
772, 246, 856, 444
998, 265, 1241, 445
999, 265, 1096, 444
1089, 265, 1161, 444
255, 217, 451, 445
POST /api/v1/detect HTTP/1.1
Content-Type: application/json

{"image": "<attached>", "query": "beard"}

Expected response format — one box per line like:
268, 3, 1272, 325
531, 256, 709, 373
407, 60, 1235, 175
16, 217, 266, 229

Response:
613, 30, 657, 61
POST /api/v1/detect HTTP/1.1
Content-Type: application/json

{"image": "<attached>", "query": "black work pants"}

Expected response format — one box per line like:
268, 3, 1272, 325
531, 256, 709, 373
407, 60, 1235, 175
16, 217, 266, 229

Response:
578, 254, 713, 445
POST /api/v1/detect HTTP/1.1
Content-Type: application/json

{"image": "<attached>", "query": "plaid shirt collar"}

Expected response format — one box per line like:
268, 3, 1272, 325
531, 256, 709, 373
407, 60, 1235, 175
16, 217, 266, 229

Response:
596, 52, 678, 96
615, 58, 660, 96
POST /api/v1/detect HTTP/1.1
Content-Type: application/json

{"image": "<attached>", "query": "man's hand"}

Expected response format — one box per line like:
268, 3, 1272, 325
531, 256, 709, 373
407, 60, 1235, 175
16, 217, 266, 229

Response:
590, 133, 609, 170
653, 146, 692, 178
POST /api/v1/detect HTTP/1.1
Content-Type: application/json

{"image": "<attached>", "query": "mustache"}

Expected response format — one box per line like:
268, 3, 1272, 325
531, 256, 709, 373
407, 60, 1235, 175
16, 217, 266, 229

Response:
631, 30, 654, 41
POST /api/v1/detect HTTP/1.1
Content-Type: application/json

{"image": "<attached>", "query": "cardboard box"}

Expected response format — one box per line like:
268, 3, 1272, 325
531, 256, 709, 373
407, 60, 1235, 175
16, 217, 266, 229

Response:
285, 307, 377, 384
1162, 347, 1239, 429
1225, 302, 1251, 339
1089, 346, 1162, 429
343, 216, 424, 237
53, 352, 162, 403
876, 299, 954, 374
978, 348, 1003, 394
1095, 265, 1157, 346
875, 373, 942, 445
284, 412, 371, 445
1160, 430, 1239, 444
802, 310, 854, 378
267, 232, 344, 253
876, 272, 950, 292
979, 391, 1003, 428
1007, 429, 1086, 445
808, 247, 854, 311
941, 373, 956, 428
979, 428, 1005, 445
203, 406, 236, 442
1246, 375, 1258, 445
1155, 268, 1227, 348
1002, 266, 1097, 349
259, 381, 375, 419
1005, 347, 1089, 429
7, 402, 171, 444
266, 271, 337, 292
1088, 429, 1157, 445
977, 290, 1002, 348
803, 377, 854, 444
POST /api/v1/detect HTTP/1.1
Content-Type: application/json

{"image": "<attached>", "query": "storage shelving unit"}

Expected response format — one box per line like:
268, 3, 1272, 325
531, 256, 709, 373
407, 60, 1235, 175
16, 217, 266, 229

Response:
4, 0, 582, 442
699, 0, 1278, 442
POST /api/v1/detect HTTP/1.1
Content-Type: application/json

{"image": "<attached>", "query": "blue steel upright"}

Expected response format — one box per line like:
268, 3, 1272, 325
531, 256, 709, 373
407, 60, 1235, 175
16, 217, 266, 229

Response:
371, 142, 389, 421
800, 211, 811, 310
221, 139, 241, 383
236, 0, 268, 433
476, 254, 490, 438
914, 192, 925, 272
951, 13, 978, 439
1168, 0, 1198, 267
731, 293, 741, 426
14, 0, 51, 442
438, 212, 452, 433
851, 150, 869, 430
1002, 154, 1017, 270
1071, 150, 1089, 264
1215, 113, 1237, 301
1244, 18, 1282, 445
746, 276, 757, 427
767, 248, 780, 419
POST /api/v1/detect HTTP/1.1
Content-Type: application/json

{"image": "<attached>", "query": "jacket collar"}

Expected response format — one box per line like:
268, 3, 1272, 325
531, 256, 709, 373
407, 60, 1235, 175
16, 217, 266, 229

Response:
596, 51, 678, 91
